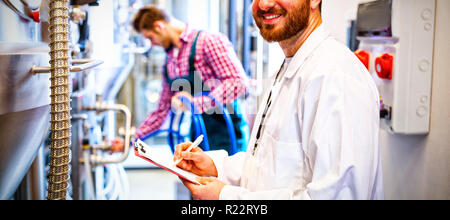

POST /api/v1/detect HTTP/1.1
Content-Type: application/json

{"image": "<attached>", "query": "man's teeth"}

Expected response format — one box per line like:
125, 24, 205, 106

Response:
264, 15, 281, 19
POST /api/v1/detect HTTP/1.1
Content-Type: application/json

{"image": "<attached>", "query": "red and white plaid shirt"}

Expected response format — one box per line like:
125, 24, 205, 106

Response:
136, 25, 248, 139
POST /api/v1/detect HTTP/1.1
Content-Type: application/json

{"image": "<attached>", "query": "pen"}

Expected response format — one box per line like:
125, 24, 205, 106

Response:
174, 135, 203, 165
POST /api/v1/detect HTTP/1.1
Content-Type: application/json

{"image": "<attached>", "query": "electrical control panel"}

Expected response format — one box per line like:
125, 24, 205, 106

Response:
355, 0, 435, 135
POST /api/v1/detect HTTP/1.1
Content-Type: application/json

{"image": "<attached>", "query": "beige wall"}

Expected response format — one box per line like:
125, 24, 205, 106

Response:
323, 0, 450, 199
380, 0, 450, 200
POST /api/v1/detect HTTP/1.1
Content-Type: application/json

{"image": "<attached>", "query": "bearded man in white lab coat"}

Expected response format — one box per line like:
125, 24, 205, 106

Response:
174, 0, 384, 200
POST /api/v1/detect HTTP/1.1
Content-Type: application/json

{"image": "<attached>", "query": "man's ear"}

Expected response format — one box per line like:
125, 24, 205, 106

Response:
311, 0, 321, 11
153, 20, 166, 33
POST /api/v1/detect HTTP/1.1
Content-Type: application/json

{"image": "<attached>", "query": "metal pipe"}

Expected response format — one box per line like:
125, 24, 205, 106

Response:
228, 0, 237, 50
102, 165, 115, 198
106, 53, 134, 101
83, 150, 95, 200
47, 0, 71, 200
83, 102, 132, 164
242, 0, 251, 76
30, 59, 104, 74
70, 59, 103, 72
117, 164, 129, 199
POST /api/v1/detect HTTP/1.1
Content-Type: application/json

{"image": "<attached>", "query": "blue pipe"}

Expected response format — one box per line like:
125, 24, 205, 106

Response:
168, 111, 176, 151
139, 93, 236, 154
195, 92, 238, 155
221, 103, 238, 155
177, 112, 185, 143
194, 114, 210, 151
178, 96, 210, 151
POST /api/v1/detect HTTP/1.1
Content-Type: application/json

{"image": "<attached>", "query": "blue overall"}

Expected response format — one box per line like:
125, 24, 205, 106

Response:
163, 31, 248, 154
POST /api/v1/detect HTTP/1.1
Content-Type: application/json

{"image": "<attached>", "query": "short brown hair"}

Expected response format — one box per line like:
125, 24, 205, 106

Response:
132, 5, 169, 32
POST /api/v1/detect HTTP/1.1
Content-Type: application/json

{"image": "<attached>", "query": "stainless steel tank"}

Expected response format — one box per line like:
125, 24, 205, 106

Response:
0, 0, 41, 42
0, 42, 51, 200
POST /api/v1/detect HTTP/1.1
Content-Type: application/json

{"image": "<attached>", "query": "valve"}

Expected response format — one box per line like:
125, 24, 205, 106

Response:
355, 49, 370, 70
375, 53, 394, 80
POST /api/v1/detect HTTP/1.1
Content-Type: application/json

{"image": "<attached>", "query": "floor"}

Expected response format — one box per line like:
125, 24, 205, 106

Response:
126, 169, 183, 200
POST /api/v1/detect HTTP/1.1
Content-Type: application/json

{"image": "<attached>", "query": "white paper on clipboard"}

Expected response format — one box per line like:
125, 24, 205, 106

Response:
134, 139, 201, 185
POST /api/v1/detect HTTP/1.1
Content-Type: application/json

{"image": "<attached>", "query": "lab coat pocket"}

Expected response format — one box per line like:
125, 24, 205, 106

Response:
253, 132, 303, 190
266, 133, 303, 189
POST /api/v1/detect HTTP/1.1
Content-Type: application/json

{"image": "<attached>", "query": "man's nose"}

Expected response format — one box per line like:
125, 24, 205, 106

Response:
258, 0, 276, 11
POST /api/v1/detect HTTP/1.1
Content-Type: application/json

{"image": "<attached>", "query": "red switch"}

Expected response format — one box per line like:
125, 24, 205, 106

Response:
31, 10, 40, 23
375, 53, 394, 80
355, 50, 370, 70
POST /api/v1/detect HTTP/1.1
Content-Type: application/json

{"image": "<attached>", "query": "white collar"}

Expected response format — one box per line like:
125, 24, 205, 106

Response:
284, 24, 330, 79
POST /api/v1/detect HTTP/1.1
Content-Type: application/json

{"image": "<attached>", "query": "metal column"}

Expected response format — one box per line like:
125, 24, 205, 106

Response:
228, 0, 237, 49
242, 0, 252, 75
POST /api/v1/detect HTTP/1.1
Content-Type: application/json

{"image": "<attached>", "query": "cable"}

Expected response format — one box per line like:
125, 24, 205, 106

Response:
83, 151, 95, 200
117, 164, 129, 200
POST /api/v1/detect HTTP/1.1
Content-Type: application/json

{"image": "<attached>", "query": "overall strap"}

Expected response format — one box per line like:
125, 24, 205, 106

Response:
163, 56, 170, 84
163, 30, 203, 85
188, 30, 202, 73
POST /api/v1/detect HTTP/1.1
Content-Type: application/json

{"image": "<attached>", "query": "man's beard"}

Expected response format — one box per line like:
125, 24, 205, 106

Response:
253, 1, 310, 42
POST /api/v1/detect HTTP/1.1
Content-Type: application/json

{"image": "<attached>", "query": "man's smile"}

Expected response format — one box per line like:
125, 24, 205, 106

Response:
262, 13, 283, 24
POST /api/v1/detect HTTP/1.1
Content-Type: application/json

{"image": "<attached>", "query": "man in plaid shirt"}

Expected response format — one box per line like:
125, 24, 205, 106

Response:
132, 5, 249, 154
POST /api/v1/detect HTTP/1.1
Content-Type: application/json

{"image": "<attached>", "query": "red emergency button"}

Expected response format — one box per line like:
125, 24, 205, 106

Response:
355, 50, 370, 70
31, 10, 40, 23
375, 53, 394, 80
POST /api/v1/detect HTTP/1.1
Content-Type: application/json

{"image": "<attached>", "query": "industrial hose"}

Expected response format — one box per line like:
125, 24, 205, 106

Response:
47, 0, 71, 200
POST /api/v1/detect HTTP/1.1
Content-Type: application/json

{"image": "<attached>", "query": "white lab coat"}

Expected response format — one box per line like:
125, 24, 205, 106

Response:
207, 25, 384, 200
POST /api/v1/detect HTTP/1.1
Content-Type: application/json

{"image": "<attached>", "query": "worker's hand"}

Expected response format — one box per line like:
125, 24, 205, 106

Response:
174, 142, 218, 177
181, 177, 226, 200
172, 91, 192, 112
110, 137, 125, 153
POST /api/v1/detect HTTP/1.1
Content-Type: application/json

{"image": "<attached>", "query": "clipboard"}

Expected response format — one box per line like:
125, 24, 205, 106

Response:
134, 139, 201, 185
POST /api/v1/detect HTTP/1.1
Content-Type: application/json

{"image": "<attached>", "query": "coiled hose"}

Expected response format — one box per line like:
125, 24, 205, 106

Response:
47, 0, 71, 200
